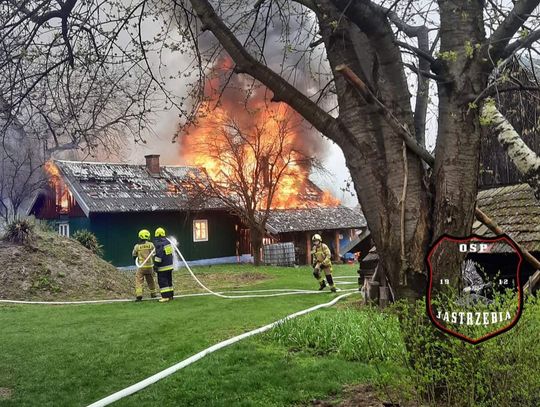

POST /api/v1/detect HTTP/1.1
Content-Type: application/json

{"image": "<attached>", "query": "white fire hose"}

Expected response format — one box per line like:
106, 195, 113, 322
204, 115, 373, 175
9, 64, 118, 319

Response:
86, 291, 356, 407
166, 237, 353, 299
135, 249, 155, 269
0, 238, 358, 305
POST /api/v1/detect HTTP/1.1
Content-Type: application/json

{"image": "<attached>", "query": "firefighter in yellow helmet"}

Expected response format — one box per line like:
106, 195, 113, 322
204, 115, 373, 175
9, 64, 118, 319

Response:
132, 229, 157, 301
311, 234, 337, 292
153, 227, 174, 303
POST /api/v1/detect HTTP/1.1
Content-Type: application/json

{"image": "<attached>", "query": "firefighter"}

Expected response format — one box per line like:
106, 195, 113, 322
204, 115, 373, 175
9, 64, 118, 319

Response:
153, 227, 174, 303
312, 234, 337, 292
132, 229, 157, 301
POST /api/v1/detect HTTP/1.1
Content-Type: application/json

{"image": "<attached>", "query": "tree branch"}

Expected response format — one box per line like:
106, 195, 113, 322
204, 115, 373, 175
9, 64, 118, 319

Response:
488, 0, 540, 63
395, 40, 436, 64
188, 0, 349, 147
335, 64, 435, 167
481, 101, 540, 200
403, 63, 446, 82
503, 29, 540, 58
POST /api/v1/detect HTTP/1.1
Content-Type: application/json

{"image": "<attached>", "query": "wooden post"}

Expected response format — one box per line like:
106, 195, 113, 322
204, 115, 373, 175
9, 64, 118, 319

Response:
306, 232, 311, 265
334, 230, 341, 262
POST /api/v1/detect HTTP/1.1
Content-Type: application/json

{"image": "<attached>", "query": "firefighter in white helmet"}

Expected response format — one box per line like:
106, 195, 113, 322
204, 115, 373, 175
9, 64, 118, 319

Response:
132, 229, 157, 301
311, 234, 336, 292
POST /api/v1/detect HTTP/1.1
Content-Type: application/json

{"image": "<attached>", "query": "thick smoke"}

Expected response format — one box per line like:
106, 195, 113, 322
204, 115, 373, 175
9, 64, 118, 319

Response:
177, 1, 331, 165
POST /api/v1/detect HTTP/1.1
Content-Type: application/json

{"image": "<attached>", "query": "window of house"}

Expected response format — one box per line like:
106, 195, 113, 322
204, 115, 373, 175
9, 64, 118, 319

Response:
193, 219, 208, 242
58, 223, 70, 237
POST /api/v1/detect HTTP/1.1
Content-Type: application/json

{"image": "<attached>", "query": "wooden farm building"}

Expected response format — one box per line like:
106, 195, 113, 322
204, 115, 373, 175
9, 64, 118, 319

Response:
265, 207, 367, 265
29, 155, 364, 267
473, 184, 540, 290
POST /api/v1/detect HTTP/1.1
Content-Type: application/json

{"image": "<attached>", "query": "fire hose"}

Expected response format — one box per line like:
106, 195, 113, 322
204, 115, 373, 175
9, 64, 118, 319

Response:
135, 249, 155, 269
86, 291, 356, 407
0, 240, 358, 305
167, 238, 356, 299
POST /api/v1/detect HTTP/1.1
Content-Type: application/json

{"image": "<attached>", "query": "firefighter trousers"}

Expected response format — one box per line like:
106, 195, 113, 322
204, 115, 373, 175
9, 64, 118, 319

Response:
157, 270, 174, 298
135, 268, 156, 297
313, 266, 335, 286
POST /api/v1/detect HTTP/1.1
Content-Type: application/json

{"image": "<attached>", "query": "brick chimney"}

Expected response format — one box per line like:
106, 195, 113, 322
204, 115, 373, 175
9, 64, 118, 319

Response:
145, 154, 160, 176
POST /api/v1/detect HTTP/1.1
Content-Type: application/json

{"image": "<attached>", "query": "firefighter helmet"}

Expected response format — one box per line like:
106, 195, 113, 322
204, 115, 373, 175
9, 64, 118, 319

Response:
312, 233, 322, 242
138, 229, 151, 240
155, 227, 166, 237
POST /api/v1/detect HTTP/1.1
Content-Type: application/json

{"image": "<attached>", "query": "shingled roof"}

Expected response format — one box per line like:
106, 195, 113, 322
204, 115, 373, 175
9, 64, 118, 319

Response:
265, 206, 366, 233
474, 183, 540, 252
54, 160, 226, 214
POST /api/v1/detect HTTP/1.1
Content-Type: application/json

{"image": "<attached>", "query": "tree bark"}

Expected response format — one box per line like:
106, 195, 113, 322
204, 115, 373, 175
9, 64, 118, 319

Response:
430, 0, 488, 284
316, 1, 430, 297
251, 227, 263, 266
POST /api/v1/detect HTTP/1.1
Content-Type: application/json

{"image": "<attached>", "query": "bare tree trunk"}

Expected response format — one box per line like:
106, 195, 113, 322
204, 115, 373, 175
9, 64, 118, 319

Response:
251, 227, 263, 266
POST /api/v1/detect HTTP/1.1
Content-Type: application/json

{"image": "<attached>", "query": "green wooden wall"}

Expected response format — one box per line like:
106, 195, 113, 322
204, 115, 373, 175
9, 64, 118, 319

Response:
67, 210, 238, 266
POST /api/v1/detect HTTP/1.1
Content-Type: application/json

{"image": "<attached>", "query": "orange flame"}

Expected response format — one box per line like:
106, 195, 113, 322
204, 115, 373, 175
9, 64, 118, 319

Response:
180, 58, 340, 209
44, 161, 71, 213
181, 103, 339, 209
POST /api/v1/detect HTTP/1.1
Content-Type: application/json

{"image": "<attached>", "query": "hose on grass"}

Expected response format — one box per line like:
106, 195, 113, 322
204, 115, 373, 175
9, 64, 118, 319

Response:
167, 238, 352, 299
0, 288, 358, 305
86, 291, 357, 407
0, 240, 358, 305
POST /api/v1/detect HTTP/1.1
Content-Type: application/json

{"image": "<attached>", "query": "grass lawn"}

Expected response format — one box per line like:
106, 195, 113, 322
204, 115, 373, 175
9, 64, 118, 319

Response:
0, 264, 402, 406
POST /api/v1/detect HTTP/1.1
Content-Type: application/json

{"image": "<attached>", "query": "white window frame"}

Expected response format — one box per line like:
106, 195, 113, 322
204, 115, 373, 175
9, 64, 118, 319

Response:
193, 219, 208, 242
58, 223, 70, 237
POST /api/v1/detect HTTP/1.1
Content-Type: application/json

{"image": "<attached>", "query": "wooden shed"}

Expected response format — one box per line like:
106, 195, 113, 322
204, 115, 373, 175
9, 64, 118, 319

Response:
473, 183, 540, 291
265, 206, 368, 265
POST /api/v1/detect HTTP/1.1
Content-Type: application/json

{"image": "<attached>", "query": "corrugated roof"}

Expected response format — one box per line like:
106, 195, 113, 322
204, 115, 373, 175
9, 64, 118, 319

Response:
55, 160, 225, 214
265, 206, 366, 233
474, 183, 540, 252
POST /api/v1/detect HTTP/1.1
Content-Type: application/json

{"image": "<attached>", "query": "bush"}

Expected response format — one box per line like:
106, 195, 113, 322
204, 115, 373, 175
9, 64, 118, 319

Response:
263, 307, 405, 363
3, 218, 35, 245
393, 294, 540, 406
72, 229, 103, 256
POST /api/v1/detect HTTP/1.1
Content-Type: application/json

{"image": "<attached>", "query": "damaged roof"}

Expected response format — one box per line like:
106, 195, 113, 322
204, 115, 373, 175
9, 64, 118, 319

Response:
474, 183, 540, 252
54, 160, 226, 215
265, 206, 366, 233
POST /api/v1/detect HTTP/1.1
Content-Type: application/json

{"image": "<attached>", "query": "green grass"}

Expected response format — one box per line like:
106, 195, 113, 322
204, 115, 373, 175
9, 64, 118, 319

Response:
264, 307, 405, 363
0, 264, 400, 406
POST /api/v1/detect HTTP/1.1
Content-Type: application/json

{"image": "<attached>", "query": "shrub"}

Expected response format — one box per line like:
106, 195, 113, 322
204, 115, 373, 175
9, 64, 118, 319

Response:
72, 229, 103, 256
263, 307, 405, 363
3, 218, 35, 245
393, 293, 540, 406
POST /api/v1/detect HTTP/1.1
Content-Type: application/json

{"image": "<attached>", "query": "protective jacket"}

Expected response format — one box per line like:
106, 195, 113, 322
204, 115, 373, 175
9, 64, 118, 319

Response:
132, 241, 155, 269
312, 243, 332, 268
153, 237, 174, 272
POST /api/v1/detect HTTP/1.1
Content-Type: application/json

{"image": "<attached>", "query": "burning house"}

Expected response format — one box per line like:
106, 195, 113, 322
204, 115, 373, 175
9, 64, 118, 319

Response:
29, 155, 365, 267
30, 156, 241, 266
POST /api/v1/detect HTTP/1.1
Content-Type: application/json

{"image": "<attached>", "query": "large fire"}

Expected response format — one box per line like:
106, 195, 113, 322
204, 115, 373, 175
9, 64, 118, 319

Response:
180, 58, 340, 210
44, 161, 71, 213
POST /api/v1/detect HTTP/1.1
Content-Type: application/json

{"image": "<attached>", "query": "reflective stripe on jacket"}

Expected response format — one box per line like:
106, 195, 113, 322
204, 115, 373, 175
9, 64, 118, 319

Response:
132, 241, 155, 269
153, 237, 174, 272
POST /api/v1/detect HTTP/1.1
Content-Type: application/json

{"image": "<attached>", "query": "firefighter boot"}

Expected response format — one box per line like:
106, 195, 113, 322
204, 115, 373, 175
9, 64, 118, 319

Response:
318, 279, 327, 291
135, 296, 143, 302
327, 274, 337, 292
